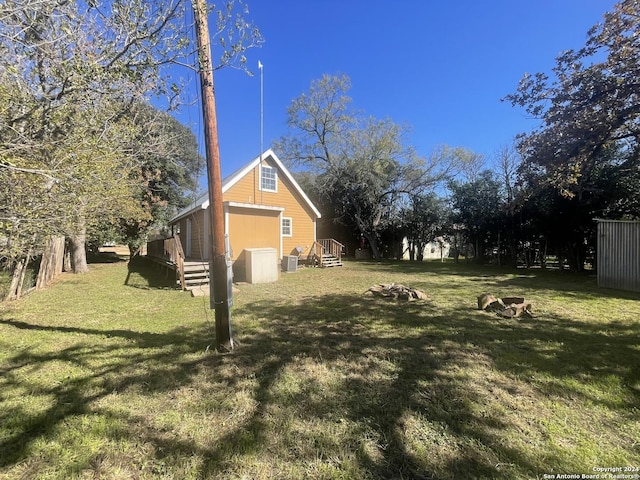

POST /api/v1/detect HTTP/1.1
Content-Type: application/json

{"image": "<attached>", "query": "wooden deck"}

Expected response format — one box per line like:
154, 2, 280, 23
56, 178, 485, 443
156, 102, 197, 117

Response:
146, 236, 210, 291
146, 236, 345, 292
310, 239, 344, 267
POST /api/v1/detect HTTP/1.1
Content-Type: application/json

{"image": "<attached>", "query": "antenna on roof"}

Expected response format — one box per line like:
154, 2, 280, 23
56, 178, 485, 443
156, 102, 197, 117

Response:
259, 60, 264, 205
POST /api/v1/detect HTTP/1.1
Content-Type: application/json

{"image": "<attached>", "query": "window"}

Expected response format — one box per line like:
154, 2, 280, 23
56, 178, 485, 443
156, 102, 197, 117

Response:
282, 217, 292, 237
260, 165, 277, 192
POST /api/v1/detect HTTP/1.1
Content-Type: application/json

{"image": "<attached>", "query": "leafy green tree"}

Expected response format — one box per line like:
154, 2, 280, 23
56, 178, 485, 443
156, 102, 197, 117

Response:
449, 170, 506, 264
0, 0, 261, 274
116, 103, 203, 257
515, 145, 625, 271
277, 75, 462, 258
0, 0, 190, 272
504, 0, 640, 270
400, 193, 450, 261
504, 0, 640, 213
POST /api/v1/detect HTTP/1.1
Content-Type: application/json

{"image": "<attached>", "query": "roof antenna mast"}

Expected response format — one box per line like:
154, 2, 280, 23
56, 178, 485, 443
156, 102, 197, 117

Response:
259, 60, 264, 205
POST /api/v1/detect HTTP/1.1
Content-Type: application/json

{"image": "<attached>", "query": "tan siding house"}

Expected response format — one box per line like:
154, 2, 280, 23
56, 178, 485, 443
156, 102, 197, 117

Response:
170, 150, 321, 278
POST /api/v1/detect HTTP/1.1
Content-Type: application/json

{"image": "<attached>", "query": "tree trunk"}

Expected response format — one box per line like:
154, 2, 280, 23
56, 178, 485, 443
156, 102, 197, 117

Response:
452, 233, 460, 263
363, 231, 381, 259
540, 239, 548, 269
128, 242, 142, 259
474, 238, 481, 264
68, 218, 89, 273
416, 239, 424, 261
63, 246, 72, 272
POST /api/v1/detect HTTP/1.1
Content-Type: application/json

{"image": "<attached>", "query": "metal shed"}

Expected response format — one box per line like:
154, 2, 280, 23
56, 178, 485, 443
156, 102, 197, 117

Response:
596, 219, 640, 292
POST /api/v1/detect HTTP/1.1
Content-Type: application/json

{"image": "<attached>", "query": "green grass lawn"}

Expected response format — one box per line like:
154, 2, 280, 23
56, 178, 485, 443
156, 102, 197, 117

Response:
1, 258, 639, 479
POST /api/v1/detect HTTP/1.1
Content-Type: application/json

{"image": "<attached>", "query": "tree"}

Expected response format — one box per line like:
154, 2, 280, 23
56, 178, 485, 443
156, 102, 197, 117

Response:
491, 142, 523, 266
503, 0, 640, 270
449, 170, 506, 264
0, 0, 191, 272
1, 0, 262, 276
277, 74, 460, 258
515, 144, 624, 271
504, 0, 640, 211
400, 193, 450, 261
116, 102, 203, 257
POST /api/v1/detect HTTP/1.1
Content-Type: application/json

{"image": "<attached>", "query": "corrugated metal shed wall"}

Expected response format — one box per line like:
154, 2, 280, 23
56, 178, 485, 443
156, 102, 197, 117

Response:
597, 220, 640, 292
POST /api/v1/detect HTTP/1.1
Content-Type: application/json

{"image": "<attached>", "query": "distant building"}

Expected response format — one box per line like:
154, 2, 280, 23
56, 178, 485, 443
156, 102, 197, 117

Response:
402, 237, 450, 261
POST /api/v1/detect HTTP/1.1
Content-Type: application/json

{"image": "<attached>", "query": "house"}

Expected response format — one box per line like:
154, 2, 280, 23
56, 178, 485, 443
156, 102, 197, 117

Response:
402, 237, 450, 261
158, 149, 342, 287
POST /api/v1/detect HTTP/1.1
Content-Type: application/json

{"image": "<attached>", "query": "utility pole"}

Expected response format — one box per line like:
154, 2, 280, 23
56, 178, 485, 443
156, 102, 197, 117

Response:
192, 0, 233, 352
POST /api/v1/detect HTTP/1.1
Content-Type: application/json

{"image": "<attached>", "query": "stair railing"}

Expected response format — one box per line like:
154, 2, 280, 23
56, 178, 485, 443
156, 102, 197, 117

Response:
310, 241, 324, 267
173, 234, 186, 290
318, 238, 344, 263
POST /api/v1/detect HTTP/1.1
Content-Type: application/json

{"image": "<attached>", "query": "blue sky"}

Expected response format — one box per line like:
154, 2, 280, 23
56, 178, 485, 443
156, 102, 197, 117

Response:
173, 0, 617, 181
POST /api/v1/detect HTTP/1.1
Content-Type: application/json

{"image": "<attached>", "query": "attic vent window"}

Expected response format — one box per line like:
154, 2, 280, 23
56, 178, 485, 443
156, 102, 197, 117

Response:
261, 165, 277, 192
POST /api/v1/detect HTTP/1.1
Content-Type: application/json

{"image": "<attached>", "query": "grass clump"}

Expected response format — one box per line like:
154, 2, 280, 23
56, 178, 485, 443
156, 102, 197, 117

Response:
1, 258, 639, 479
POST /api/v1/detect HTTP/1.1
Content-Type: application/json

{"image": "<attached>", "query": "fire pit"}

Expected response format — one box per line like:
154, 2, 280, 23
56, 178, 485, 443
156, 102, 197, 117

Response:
365, 283, 430, 301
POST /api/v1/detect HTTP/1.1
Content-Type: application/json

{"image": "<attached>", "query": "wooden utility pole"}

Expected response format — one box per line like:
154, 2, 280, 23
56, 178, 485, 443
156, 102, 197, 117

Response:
192, 0, 233, 352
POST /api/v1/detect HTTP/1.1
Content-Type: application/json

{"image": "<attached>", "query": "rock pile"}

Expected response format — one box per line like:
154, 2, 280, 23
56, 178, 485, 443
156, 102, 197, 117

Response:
366, 283, 430, 301
477, 293, 533, 318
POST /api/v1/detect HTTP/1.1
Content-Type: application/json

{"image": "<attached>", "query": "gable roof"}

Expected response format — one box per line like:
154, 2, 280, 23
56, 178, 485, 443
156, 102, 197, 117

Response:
170, 149, 321, 223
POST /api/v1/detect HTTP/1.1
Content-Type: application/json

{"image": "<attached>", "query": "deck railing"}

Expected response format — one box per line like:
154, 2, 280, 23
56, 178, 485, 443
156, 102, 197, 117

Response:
310, 241, 324, 266
146, 235, 186, 290
318, 238, 344, 260
316, 238, 344, 266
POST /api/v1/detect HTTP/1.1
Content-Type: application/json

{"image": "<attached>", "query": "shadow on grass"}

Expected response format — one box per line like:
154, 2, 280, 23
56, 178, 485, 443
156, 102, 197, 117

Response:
123, 257, 178, 290
0, 315, 215, 474
0, 319, 178, 347
359, 258, 640, 301
211, 294, 640, 478
87, 252, 129, 264
1, 280, 638, 478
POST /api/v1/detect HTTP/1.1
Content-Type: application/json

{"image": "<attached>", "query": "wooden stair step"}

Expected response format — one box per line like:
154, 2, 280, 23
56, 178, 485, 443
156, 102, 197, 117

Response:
183, 271, 209, 278
183, 264, 209, 273
320, 253, 343, 267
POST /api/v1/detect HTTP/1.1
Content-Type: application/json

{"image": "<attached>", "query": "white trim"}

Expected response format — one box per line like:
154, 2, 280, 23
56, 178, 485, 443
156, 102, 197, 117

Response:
224, 201, 284, 212
203, 210, 210, 260
224, 204, 230, 245
220, 149, 322, 217
313, 218, 317, 242
185, 218, 192, 258
279, 212, 283, 259
171, 194, 208, 224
